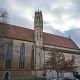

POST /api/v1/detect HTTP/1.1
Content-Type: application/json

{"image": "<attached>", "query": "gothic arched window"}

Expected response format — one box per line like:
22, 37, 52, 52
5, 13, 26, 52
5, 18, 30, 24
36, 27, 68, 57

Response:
19, 43, 25, 69
5, 41, 13, 69
4, 72, 9, 80
31, 45, 34, 69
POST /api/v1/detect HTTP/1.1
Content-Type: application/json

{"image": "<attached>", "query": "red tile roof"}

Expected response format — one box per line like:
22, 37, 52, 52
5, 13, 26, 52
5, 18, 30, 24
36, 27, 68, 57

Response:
0, 24, 34, 41
43, 32, 79, 49
0, 23, 79, 49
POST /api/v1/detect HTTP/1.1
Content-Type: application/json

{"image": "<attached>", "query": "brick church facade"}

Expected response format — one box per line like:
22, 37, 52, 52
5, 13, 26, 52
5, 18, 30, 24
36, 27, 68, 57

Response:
0, 10, 80, 79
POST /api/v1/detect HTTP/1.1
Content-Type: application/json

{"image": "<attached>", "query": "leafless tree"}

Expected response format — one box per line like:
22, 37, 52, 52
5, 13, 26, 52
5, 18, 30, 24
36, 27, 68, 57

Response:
44, 49, 76, 79
63, 55, 76, 72
0, 8, 9, 24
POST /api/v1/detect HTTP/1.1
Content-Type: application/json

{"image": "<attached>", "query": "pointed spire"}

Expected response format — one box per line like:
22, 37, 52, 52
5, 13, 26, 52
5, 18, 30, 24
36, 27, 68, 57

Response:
34, 9, 43, 28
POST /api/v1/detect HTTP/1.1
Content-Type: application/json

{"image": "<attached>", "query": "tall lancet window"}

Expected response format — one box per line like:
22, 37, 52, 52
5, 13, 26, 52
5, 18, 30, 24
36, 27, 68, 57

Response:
19, 43, 25, 69
31, 45, 34, 69
5, 41, 13, 69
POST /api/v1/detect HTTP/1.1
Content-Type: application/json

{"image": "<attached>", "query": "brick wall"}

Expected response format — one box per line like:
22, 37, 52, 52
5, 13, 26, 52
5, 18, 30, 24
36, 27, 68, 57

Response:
0, 38, 35, 79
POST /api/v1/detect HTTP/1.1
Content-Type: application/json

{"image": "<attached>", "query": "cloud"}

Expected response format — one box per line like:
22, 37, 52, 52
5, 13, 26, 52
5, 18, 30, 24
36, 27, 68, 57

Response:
2, 0, 80, 31
69, 0, 80, 19
43, 24, 64, 36
10, 13, 33, 29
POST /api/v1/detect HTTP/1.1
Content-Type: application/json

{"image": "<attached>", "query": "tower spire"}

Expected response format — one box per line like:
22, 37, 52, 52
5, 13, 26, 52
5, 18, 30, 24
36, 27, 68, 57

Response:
34, 9, 43, 29
34, 9, 43, 46
34, 10, 43, 69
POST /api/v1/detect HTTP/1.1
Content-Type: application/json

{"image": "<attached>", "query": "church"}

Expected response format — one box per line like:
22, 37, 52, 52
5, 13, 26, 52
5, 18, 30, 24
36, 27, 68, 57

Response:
0, 10, 80, 79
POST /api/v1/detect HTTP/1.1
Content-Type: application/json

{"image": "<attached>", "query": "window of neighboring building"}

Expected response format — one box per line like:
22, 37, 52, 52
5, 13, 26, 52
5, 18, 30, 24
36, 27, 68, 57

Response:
19, 43, 25, 69
5, 41, 13, 69
31, 45, 34, 69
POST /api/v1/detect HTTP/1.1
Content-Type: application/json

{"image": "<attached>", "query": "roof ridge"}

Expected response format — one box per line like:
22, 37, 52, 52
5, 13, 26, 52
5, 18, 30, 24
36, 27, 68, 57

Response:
1, 23, 34, 31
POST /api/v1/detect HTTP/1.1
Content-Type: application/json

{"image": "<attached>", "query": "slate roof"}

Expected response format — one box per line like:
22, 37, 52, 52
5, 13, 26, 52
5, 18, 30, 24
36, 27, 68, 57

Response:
0, 23, 79, 49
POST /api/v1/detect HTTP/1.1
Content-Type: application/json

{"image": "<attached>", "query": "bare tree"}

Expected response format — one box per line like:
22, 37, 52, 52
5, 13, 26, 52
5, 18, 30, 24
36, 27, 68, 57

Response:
63, 55, 76, 72
0, 8, 9, 24
44, 49, 75, 79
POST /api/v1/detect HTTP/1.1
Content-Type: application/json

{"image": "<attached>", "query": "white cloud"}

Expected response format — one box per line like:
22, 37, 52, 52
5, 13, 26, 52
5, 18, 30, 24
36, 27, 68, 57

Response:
1, 0, 80, 32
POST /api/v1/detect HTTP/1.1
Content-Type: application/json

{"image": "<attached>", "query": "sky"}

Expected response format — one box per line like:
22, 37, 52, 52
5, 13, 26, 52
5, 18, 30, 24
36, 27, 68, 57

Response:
0, 0, 80, 47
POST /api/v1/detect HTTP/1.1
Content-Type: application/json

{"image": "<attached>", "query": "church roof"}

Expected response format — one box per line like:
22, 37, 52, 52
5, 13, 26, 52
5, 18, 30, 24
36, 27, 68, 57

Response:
0, 23, 79, 49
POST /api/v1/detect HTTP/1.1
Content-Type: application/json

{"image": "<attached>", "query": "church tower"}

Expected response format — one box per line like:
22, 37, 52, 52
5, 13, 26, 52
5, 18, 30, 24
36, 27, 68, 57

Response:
34, 9, 43, 47
34, 9, 43, 69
